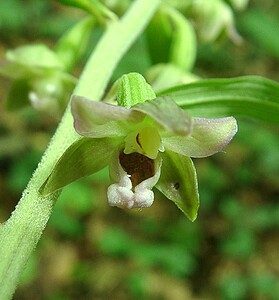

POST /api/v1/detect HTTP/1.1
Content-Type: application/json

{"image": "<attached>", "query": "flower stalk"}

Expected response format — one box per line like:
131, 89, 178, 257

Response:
0, 0, 161, 298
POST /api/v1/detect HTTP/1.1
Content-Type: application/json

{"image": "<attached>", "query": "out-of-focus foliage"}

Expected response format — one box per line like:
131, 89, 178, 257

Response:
0, 0, 279, 299
0, 0, 72, 40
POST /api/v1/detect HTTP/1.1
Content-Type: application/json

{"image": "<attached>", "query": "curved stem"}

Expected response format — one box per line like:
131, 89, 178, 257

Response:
0, 0, 161, 298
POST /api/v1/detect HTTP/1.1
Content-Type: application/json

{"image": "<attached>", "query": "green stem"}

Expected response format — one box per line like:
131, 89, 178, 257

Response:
0, 0, 161, 298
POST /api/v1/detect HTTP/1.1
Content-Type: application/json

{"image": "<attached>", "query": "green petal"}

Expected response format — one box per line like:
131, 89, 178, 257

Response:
162, 117, 237, 158
156, 150, 199, 221
40, 137, 121, 195
132, 96, 192, 136
71, 95, 144, 137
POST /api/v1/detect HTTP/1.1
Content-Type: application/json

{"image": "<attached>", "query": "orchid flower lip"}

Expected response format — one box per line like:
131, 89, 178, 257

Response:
119, 150, 155, 188
107, 149, 162, 209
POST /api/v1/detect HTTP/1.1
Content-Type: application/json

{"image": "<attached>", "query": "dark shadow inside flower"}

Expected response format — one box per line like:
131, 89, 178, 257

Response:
119, 151, 155, 190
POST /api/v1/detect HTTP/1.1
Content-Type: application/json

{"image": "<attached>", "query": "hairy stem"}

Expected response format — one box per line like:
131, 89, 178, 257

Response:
0, 0, 161, 298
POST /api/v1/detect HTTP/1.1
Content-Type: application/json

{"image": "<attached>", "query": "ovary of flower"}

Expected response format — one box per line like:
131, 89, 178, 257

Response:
107, 152, 162, 209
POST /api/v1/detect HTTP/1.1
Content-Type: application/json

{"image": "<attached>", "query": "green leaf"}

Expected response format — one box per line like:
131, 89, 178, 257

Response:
40, 137, 121, 195
133, 96, 192, 136
156, 150, 199, 221
239, 9, 279, 61
162, 116, 237, 158
159, 76, 279, 124
117, 72, 156, 108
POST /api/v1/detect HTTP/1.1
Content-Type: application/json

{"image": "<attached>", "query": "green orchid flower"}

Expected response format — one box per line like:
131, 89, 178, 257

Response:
0, 17, 95, 117
0, 44, 76, 117
49, 94, 235, 220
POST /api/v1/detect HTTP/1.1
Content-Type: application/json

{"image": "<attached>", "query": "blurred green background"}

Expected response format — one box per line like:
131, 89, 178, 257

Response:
0, 0, 279, 299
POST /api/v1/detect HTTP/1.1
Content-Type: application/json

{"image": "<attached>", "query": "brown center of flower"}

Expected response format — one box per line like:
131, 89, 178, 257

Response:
119, 151, 155, 187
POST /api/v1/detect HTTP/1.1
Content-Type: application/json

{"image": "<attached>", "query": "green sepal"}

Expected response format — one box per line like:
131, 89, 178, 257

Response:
167, 7, 197, 71
6, 44, 64, 70
72, 94, 192, 139
117, 73, 156, 108
133, 95, 192, 136
71, 95, 144, 138
40, 137, 121, 195
55, 17, 95, 71
0, 45, 64, 80
155, 150, 199, 221
162, 116, 238, 158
